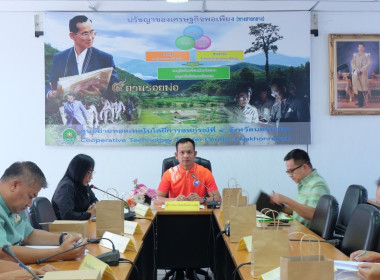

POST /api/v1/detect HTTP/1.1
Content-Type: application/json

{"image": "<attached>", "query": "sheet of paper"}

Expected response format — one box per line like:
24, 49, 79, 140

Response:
25, 245, 59, 249
334, 269, 360, 280
334, 260, 366, 271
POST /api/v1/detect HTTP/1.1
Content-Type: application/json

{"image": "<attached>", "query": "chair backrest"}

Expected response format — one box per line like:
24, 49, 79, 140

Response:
340, 204, 380, 256
310, 194, 339, 240
161, 156, 212, 176
335, 184, 368, 235
29, 197, 57, 231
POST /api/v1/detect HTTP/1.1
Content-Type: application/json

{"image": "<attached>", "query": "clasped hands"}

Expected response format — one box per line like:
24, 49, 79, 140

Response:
87, 203, 96, 218
176, 193, 202, 202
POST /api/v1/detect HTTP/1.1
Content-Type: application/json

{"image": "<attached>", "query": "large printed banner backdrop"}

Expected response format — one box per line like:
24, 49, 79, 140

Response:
44, 12, 310, 146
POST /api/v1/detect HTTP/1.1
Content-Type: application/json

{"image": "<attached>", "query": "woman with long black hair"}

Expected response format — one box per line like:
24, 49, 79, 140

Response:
52, 154, 98, 220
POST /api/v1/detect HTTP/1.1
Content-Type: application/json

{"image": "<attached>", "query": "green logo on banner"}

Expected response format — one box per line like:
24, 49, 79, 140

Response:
62, 128, 77, 144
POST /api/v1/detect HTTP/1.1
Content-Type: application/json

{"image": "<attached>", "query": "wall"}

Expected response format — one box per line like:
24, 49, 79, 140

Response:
310, 11, 380, 203
0, 7, 379, 207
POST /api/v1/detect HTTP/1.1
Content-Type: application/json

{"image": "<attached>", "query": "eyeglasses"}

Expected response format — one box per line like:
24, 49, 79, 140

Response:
285, 164, 304, 175
238, 97, 249, 101
75, 31, 97, 38
87, 170, 95, 175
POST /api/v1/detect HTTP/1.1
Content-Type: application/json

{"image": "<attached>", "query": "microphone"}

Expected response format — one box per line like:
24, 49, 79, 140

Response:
91, 185, 136, 221
95, 237, 120, 266
2, 245, 41, 280
35, 238, 121, 266
35, 240, 92, 264
324, 239, 341, 246
191, 174, 220, 209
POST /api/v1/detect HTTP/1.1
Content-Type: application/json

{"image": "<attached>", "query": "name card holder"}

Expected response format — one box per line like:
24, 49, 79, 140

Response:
124, 220, 143, 235
43, 269, 101, 280
259, 267, 281, 280
165, 201, 200, 211
100, 231, 136, 252
79, 254, 117, 280
236, 235, 252, 252
134, 203, 153, 217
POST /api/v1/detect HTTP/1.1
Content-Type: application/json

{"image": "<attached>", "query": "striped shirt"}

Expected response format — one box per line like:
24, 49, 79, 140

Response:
293, 169, 330, 228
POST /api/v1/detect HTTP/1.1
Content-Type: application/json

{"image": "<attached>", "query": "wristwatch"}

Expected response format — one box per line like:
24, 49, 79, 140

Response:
203, 197, 208, 204
59, 232, 68, 245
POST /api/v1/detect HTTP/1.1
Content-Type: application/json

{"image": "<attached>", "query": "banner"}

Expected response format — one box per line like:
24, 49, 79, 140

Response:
44, 12, 310, 146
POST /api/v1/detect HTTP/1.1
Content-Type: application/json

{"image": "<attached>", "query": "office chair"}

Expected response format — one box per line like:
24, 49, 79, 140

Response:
310, 194, 339, 240
29, 197, 57, 231
161, 156, 212, 280
334, 184, 368, 237
339, 204, 380, 256
162, 156, 212, 176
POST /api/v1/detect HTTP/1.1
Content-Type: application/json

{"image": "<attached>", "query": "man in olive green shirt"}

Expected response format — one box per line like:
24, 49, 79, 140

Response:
270, 149, 330, 228
0, 161, 85, 264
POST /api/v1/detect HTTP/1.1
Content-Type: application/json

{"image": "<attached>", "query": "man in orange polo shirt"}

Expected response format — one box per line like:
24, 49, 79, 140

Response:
157, 138, 221, 204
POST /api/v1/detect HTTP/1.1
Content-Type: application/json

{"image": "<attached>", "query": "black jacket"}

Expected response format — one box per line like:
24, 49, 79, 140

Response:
52, 177, 98, 220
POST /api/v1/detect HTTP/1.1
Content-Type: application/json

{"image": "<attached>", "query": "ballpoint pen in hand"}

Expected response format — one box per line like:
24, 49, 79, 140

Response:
355, 251, 367, 260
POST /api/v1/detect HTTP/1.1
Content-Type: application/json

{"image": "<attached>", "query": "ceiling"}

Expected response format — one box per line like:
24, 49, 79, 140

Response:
0, 0, 380, 12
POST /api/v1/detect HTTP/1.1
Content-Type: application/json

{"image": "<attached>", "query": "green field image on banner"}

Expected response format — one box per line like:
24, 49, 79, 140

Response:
157, 66, 230, 80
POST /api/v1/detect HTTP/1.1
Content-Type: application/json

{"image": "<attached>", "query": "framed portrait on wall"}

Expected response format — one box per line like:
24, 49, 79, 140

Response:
329, 34, 380, 115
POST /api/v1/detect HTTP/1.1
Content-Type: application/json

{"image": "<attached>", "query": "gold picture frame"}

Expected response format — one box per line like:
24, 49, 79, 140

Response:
329, 34, 380, 115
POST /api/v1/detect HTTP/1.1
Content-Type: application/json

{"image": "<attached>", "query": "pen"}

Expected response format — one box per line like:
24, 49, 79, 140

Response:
18, 262, 31, 270
355, 251, 367, 259
72, 240, 82, 248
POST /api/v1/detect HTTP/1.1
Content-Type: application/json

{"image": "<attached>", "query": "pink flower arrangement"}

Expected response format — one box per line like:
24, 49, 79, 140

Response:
125, 179, 157, 208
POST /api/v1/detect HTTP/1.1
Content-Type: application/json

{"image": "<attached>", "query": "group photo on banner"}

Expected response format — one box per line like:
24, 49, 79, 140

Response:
44, 12, 311, 146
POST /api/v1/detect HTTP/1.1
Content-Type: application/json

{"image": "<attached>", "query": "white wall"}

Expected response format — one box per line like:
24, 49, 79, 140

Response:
310, 11, 380, 203
0, 8, 379, 207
